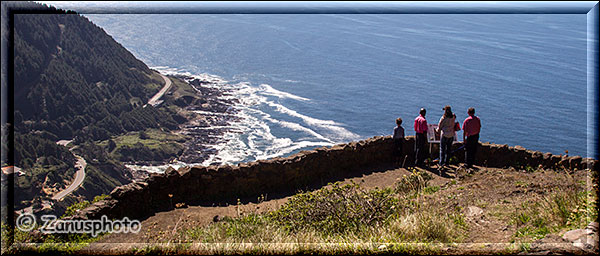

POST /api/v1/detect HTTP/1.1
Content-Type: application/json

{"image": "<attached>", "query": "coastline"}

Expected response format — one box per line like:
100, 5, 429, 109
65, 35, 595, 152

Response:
123, 70, 240, 180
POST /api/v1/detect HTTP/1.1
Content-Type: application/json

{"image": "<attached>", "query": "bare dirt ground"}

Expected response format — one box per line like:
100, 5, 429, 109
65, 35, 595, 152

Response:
88, 163, 592, 254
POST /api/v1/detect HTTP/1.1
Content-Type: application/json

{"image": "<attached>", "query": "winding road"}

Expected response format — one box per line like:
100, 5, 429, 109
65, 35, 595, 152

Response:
21, 140, 86, 213
52, 140, 87, 201
146, 73, 172, 107
52, 154, 86, 200
54, 73, 171, 199
21, 73, 170, 213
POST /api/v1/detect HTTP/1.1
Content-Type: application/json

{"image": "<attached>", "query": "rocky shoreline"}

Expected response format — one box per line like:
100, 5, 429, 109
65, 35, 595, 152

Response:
125, 74, 242, 179
176, 75, 242, 165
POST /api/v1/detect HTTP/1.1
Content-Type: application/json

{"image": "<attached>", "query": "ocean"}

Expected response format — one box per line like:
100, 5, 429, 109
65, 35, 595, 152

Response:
82, 13, 592, 166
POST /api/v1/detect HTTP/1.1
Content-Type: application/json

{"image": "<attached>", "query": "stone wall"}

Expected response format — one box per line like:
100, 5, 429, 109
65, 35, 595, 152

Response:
67, 136, 598, 221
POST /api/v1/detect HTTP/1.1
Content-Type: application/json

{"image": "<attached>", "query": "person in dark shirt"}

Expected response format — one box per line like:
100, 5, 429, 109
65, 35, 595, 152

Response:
393, 117, 405, 166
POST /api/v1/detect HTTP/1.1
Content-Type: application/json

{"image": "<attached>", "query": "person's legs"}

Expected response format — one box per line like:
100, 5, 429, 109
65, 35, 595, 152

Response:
394, 139, 402, 165
415, 133, 425, 166
398, 139, 404, 161
465, 134, 478, 167
471, 134, 479, 166
445, 137, 453, 166
465, 136, 472, 167
440, 137, 447, 166
440, 136, 452, 166
414, 136, 419, 166
466, 134, 479, 167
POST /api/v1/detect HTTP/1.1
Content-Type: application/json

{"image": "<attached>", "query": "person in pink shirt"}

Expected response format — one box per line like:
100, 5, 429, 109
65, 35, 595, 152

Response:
462, 107, 481, 168
414, 108, 428, 167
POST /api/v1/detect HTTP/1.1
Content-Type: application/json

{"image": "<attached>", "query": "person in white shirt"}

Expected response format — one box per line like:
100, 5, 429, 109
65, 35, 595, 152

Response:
436, 105, 456, 169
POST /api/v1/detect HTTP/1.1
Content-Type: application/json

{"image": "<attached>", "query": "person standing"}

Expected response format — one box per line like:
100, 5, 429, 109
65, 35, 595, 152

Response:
436, 105, 456, 168
462, 107, 481, 168
414, 108, 428, 167
392, 117, 405, 166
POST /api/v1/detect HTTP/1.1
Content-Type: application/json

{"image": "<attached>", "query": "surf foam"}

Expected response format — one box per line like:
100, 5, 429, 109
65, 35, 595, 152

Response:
141, 66, 362, 171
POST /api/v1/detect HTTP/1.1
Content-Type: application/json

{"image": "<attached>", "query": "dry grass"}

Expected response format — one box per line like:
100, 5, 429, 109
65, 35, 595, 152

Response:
170, 171, 468, 254
4, 167, 596, 255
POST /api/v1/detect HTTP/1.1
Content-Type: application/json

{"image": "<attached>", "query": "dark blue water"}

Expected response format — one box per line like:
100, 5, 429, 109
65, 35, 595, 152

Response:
83, 14, 591, 163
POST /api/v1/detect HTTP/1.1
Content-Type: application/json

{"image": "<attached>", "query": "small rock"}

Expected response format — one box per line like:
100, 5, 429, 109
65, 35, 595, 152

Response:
213, 215, 221, 222
563, 229, 588, 242
465, 206, 484, 218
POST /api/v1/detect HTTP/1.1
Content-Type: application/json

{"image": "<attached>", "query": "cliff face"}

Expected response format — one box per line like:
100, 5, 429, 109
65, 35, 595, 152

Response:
67, 136, 599, 221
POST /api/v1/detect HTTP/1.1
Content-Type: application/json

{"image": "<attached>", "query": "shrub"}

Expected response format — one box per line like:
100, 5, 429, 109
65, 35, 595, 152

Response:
423, 186, 440, 194
62, 194, 108, 218
269, 182, 398, 235
62, 201, 91, 218
394, 170, 433, 195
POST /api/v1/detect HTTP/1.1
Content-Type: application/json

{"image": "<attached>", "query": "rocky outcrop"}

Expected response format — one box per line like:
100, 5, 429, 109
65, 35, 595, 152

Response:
562, 222, 599, 252
65, 136, 598, 221
524, 222, 599, 255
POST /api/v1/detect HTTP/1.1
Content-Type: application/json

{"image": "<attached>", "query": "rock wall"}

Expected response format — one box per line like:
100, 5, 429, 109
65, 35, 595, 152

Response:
66, 136, 598, 221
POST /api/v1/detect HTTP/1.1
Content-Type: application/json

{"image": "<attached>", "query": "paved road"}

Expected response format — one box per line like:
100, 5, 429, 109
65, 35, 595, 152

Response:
146, 73, 172, 107
51, 139, 87, 201
52, 154, 87, 201
56, 139, 73, 147
18, 75, 171, 213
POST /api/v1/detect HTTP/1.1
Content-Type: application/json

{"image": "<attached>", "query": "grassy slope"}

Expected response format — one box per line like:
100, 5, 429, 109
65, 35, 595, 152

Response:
2, 165, 597, 254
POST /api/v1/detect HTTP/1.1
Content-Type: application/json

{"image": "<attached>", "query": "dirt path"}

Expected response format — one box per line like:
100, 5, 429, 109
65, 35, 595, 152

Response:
146, 73, 172, 107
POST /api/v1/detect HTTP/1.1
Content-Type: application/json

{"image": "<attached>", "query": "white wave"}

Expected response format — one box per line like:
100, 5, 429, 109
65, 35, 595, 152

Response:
189, 126, 241, 130
258, 83, 310, 101
263, 100, 360, 141
256, 140, 333, 160
263, 116, 333, 143
125, 162, 194, 174
150, 66, 228, 86
191, 110, 237, 117
136, 67, 359, 169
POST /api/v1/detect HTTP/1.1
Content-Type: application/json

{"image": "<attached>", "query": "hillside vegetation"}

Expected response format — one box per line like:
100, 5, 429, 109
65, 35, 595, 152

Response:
4, 2, 190, 212
4, 165, 596, 255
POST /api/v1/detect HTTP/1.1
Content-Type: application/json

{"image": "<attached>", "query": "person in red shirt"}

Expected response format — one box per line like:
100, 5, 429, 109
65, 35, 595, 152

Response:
462, 107, 481, 168
414, 108, 428, 167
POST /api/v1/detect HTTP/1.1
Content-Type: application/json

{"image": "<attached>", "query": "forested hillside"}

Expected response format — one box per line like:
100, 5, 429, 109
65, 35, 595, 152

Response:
5, 2, 187, 211
13, 7, 181, 141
